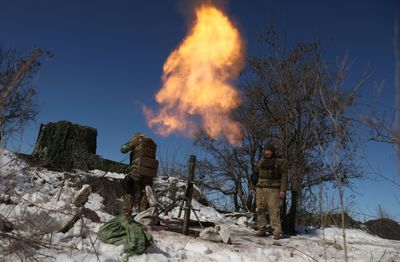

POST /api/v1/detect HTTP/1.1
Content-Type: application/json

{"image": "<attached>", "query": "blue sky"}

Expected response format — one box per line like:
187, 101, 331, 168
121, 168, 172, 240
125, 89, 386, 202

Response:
1, 0, 399, 220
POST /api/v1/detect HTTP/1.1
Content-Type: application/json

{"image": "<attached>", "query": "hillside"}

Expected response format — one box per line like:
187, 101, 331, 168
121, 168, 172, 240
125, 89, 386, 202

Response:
0, 149, 399, 261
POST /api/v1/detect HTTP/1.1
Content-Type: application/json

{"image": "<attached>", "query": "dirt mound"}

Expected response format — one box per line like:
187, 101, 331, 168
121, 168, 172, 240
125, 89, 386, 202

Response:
364, 218, 400, 241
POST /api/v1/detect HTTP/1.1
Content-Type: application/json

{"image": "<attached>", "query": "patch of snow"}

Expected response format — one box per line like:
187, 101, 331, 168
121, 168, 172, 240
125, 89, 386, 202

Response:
21, 191, 50, 204
168, 198, 225, 223
89, 169, 125, 179
85, 193, 104, 211
185, 240, 212, 254
1, 148, 399, 262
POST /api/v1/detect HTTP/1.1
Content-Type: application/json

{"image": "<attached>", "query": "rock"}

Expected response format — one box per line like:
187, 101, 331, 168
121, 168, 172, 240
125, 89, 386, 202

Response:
199, 225, 232, 244
216, 224, 232, 244
199, 227, 222, 243
236, 216, 247, 226
0, 218, 14, 232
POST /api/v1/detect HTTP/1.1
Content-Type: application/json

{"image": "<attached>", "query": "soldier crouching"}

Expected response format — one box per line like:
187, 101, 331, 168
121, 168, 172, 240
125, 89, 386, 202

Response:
249, 145, 288, 240
120, 132, 158, 217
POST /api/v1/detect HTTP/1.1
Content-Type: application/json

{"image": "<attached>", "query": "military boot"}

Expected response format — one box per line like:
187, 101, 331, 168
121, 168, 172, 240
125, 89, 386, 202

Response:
255, 227, 267, 237
273, 233, 280, 240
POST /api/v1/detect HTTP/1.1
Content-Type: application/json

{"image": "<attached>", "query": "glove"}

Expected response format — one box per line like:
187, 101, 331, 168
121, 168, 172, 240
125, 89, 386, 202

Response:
120, 142, 131, 154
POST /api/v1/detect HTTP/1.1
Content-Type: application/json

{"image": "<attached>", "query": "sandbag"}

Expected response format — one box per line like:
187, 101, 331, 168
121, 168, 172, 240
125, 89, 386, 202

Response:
98, 215, 154, 256
134, 207, 160, 226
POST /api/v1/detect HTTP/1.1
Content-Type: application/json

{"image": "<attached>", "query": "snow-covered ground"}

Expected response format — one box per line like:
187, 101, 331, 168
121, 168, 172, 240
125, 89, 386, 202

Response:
1, 149, 399, 261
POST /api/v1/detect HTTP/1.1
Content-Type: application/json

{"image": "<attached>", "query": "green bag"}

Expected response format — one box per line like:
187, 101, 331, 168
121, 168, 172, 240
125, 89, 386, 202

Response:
98, 215, 154, 256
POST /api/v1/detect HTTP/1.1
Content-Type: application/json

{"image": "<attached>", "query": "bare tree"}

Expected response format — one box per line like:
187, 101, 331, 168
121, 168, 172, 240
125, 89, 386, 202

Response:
364, 14, 400, 194
376, 204, 394, 219
0, 46, 50, 259
314, 55, 368, 261
157, 147, 187, 178
195, 129, 260, 212
395, 13, 400, 159
366, 14, 400, 167
246, 29, 366, 235
0, 46, 48, 145
195, 27, 365, 235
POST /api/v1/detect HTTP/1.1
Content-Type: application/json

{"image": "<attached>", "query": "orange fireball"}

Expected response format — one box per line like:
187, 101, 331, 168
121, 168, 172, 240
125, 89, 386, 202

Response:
144, 4, 245, 144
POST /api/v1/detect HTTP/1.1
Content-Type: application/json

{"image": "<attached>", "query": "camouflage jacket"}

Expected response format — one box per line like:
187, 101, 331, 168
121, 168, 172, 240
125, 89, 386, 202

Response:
124, 133, 157, 160
249, 157, 288, 192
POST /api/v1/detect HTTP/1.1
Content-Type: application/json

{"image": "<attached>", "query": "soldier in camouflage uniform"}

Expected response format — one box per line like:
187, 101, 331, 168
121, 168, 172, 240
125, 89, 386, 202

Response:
120, 132, 158, 216
249, 145, 288, 240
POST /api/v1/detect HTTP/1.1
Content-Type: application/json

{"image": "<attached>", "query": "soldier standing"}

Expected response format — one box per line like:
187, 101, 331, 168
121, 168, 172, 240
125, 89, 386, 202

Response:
249, 145, 288, 240
120, 132, 158, 216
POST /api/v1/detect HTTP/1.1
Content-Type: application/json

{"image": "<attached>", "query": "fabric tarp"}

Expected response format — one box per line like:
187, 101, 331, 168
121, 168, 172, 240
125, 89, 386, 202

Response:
98, 215, 154, 256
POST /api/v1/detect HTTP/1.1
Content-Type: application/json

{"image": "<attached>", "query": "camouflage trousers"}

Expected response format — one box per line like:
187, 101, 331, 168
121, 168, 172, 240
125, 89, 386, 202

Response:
121, 172, 153, 217
255, 187, 282, 235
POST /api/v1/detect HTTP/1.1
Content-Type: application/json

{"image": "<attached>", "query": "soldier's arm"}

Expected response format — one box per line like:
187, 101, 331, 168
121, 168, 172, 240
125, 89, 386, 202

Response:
120, 134, 140, 153
129, 134, 141, 148
249, 161, 260, 190
279, 160, 288, 192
